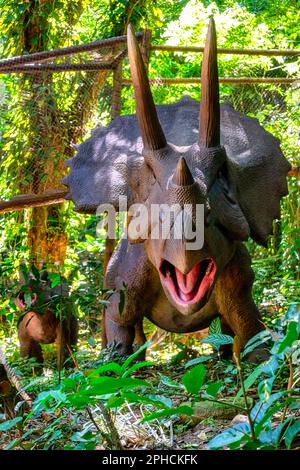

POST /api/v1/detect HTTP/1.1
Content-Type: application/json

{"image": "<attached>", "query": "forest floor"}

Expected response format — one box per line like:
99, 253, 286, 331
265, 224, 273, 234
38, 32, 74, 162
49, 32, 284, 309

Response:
1, 318, 300, 450
0, 359, 250, 450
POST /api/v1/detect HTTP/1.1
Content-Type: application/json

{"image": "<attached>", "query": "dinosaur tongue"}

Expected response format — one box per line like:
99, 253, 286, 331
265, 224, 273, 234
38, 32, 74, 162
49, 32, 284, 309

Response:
175, 264, 201, 294
174, 259, 216, 303
160, 258, 216, 306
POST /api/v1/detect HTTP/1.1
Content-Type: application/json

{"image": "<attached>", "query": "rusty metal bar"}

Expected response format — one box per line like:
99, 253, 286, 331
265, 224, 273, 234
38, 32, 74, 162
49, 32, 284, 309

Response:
0, 49, 128, 74
0, 32, 143, 71
0, 61, 116, 74
151, 45, 300, 57
123, 77, 299, 85
0, 190, 68, 214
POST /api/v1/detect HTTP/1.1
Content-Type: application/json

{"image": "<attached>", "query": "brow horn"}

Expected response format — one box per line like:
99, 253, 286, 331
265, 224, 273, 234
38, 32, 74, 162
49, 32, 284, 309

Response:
127, 24, 166, 151
199, 17, 220, 148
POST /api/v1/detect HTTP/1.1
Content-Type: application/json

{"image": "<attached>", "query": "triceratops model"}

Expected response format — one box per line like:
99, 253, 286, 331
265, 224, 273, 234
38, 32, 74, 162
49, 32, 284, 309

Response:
64, 19, 290, 361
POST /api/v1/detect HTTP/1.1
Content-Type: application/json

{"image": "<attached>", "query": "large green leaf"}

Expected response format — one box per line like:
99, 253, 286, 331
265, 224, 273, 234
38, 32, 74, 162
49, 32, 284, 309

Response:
235, 364, 264, 400
257, 377, 275, 401
0, 417, 22, 431
284, 419, 300, 449
208, 423, 251, 450
122, 360, 154, 378
258, 421, 289, 447
206, 380, 223, 398
209, 317, 222, 334
278, 321, 298, 353
88, 362, 123, 377
48, 272, 61, 288
141, 405, 193, 423
86, 376, 150, 395
201, 334, 233, 349
121, 340, 151, 371
253, 393, 299, 435
242, 330, 272, 358
182, 364, 206, 395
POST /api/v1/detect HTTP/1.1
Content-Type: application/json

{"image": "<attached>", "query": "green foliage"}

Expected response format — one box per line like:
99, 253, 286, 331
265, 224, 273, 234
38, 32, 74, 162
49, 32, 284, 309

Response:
201, 333, 234, 350
1, 310, 300, 450
182, 364, 206, 394
208, 309, 300, 450
0, 0, 299, 451
0, 416, 22, 431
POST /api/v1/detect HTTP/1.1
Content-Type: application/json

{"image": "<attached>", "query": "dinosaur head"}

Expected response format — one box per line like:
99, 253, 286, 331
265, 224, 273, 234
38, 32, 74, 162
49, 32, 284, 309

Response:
126, 19, 247, 314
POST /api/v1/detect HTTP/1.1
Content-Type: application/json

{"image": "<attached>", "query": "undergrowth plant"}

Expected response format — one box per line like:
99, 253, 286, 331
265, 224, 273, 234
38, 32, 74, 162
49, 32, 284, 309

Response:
1, 305, 299, 450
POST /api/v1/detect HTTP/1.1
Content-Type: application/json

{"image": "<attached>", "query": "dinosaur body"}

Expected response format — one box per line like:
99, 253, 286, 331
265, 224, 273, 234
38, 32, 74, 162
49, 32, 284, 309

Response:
64, 20, 290, 361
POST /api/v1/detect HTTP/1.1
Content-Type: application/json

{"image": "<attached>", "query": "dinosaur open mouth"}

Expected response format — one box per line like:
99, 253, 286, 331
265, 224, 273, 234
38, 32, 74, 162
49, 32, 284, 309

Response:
159, 258, 216, 306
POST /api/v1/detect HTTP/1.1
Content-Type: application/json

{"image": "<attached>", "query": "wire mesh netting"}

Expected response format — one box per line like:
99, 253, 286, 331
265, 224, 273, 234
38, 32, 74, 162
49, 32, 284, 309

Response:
0, 37, 131, 201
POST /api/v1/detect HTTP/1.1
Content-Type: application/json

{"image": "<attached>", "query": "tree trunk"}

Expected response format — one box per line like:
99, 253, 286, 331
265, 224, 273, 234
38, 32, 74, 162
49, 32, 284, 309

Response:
19, 1, 108, 267
18, 0, 148, 267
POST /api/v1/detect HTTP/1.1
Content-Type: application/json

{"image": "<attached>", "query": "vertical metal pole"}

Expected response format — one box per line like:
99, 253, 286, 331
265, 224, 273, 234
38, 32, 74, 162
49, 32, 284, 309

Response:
111, 60, 123, 119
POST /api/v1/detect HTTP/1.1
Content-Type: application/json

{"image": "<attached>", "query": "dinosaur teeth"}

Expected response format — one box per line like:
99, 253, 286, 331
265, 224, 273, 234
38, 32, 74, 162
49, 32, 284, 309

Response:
166, 269, 171, 277
205, 259, 215, 277
205, 261, 212, 276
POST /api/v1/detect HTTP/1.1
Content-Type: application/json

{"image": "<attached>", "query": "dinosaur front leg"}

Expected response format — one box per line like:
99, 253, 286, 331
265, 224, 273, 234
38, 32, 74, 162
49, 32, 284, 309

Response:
221, 296, 264, 351
216, 245, 268, 362
133, 320, 147, 360
134, 319, 147, 347
105, 292, 137, 357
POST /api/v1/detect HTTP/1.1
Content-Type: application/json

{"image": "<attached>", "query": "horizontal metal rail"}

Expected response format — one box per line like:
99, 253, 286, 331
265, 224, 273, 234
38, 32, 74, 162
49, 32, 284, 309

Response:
0, 190, 68, 214
151, 45, 300, 56
0, 33, 142, 71
0, 61, 115, 74
123, 77, 299, 85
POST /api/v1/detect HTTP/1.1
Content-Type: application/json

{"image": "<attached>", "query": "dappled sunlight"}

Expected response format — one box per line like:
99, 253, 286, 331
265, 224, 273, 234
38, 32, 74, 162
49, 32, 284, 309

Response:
0, 0, 299, 453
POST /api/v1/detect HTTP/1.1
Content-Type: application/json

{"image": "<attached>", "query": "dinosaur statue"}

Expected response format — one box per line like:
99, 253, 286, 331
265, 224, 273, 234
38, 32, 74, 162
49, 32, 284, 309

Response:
63, 19, 290, 361
16, 270, 78, 371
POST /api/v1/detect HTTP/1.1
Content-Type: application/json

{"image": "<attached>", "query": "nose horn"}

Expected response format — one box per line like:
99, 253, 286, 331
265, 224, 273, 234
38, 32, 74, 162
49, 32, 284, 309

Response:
172, 157, 194, 186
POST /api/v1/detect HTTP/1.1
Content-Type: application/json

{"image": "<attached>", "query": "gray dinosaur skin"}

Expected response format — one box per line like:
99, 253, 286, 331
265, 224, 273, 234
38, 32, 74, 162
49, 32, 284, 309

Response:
64, 97, 290, 360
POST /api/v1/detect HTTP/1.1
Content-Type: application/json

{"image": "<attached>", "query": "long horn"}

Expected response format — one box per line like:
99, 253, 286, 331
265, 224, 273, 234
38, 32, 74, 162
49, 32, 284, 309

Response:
127, 24, 166, 151
199, 17, 220, 147
172, 157, 194, 186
